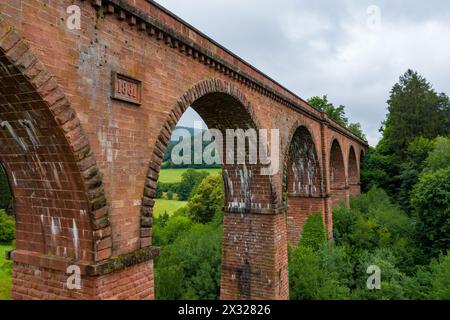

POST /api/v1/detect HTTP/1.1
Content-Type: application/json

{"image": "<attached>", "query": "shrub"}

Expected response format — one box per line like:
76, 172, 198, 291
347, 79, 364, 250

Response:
428, 252, 450, 299
424, 136, 450, 172
351, 248, 407, 300
178, 169, 209, 201
154, 215, 193, 246
289, 245, 349, 300
0, 210, 15, 244
411, 168, 450, 259
187, 175, 224, 224
155, 220, 222, 300
298, 213, 326, 250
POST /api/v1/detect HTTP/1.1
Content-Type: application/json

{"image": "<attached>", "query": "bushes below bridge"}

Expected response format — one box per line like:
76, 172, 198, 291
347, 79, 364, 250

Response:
156, 169, 212, 201
153, 175, 224, 300
289, 189, 450, 300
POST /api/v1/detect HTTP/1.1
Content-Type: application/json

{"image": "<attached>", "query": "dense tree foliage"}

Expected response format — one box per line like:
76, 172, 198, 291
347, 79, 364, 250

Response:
187, 175, 224, 224
153, 174, 224, 299
288, 189, 450, 300
362, 70, 449, 210
308, 95, 367, 140
0, 210, 14, 244
178, 169, 210, 201
412, 168, 450, 260
156, 169, 210, 201
153, 210, 223, 300
381, 70, 450, 158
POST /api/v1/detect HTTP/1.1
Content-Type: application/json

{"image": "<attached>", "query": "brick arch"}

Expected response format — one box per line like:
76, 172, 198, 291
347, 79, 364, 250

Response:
282, 122, 322, 180
283, 123, 325, 245
284, 125, 323, 197
360, 148, 366, 162
139, 78, 274, 247
329, 139, 347, 207
348, 145, 359, 185
0, 18, 112, 268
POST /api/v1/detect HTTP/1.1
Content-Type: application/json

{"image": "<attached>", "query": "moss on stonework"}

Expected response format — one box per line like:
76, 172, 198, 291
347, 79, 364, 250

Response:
86, 247, 158, 276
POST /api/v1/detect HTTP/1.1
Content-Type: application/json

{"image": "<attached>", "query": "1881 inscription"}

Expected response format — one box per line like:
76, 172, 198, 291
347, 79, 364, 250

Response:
111, 72, 142, 105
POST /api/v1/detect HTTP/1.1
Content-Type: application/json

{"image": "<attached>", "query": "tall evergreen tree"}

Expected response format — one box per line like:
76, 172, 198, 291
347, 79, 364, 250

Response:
381, 69, 450, 158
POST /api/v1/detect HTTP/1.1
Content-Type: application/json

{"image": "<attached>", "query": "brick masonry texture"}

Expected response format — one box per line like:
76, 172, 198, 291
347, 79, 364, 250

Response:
0, 0, 367, 300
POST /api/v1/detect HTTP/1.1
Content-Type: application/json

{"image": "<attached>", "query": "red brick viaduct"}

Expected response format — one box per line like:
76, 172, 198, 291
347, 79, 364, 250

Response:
0, 0, 368, 300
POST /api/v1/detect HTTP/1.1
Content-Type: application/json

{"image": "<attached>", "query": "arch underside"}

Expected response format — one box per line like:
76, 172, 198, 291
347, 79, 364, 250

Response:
284, 126, 324, 245
348, 146, 360, 196
285, 126, 322, 198
192, 92, 274, 212
348, 147, 358, 185
330, 140, 347, 207
0, 61, 91, 261
0, 21, 111, 268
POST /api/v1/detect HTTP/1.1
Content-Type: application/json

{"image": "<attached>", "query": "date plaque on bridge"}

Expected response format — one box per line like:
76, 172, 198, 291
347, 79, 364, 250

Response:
111, 72, 142, 105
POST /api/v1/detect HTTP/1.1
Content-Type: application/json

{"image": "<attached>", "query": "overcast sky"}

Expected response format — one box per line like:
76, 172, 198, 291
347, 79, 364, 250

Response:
157, 0, 450, 146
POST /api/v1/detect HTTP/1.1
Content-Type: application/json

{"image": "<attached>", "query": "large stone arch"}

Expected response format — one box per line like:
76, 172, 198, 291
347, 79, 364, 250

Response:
283, 124, 325, 245
329, 139, 347, 208
140, 78, 287, 300
0, 17, 112, 298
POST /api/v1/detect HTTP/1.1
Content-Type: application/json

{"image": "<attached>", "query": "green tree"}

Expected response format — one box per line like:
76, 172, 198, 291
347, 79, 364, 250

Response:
289, 245, 349, 300
154, 218, 222, 300
424, 136, 450, 172
360, 147, 395, 193
397, 137, 434, 212
334, 189, 418, 273
153, 215, 193, 246
381, 70, 450, 158
155, 182, 164, 199
308, 95, 366, 140
428, 252, 450, 299
348, 123, 367, 141
178, 169, 209, 201
187, 175, 224, 224
308, 95, 349, 127
0, 210, 15, 244
411, 168, 450, 259
351, 248, 407, 300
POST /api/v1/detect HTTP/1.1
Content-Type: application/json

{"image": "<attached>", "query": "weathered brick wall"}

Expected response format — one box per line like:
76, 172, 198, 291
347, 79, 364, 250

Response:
221, 212, 288, 300
286, 197, 325, 246
0, 0, 367, 300
12, 260, 153, 300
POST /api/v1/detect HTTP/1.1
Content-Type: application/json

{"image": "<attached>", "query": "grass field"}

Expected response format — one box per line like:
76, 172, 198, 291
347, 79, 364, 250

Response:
154, 199, 188, 217
0, 244, 13, 300
158, 168, 222, 183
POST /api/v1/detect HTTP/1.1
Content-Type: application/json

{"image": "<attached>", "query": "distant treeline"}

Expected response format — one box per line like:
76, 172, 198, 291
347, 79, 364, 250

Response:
163, 126, 221, 169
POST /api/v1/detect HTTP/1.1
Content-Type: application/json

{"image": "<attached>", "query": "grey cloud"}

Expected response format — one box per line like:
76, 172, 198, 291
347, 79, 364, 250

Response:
158, 0, 450, 146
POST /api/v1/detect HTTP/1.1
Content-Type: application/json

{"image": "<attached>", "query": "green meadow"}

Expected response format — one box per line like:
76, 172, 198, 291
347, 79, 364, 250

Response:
153, 199, 188, 217
158, 168, 221, 183
0, 244, 13, 300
